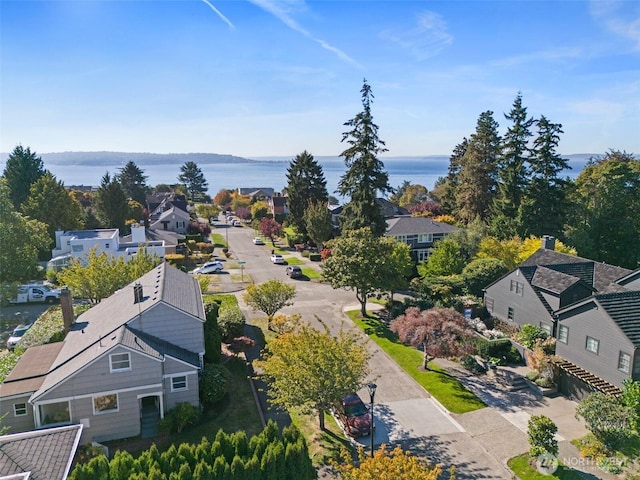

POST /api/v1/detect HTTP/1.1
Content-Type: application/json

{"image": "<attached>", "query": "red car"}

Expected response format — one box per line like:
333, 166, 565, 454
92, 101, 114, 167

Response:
335, 393, 373, 437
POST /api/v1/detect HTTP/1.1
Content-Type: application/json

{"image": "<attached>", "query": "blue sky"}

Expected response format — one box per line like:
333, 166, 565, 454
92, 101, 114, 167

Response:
1, 0, 639, 158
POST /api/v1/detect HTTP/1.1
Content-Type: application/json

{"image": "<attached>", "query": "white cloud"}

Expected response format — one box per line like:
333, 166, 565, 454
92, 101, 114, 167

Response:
200, 0, 235, 29
380, 10, 452, 60
247, 0, 359, 65
490, 47, 585, 68
590, 0, 640, 49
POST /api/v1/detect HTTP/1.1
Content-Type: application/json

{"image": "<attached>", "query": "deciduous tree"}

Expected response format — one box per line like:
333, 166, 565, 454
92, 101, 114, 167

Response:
303, 200, 333, 251
322, 228, 411, 316
461, 257, 509, 297
259, 218, 283, 245
575, 392, 633, 448
419, 238, 464, 277
337, 79, 392, 236
528, 415, 558, 458
335, 445, 447, 480
21, 172, 84, 248
565, 150, 640, 268
286, 151, 328, 235
242, 280, 296, 329
0, 179, 49, 291
213, 189, 232, 208
2, 145, 45, 208
255, 323, 370, 430
390, 307, 476, 370
178, 161, 209, 201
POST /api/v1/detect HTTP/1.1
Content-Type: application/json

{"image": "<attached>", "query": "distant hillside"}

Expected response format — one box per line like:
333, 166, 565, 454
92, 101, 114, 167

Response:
0, 151, 256, 166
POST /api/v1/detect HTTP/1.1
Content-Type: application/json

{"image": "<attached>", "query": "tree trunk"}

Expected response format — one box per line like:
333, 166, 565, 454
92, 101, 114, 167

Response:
360, 299, 367, 318
319, 409, 325, 431
423, 349, 431, 370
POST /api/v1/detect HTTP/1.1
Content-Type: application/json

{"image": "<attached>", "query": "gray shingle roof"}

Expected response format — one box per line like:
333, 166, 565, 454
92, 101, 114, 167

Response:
531, 266, 581, 294
125, 327, 200, 367
0, 425, 82, 480
385, 216, 458, 236
596, 290, 640, 348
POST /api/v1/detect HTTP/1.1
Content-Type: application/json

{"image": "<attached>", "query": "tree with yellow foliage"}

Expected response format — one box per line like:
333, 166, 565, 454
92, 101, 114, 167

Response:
476, 235, 577, 270
335, 444, 455, 480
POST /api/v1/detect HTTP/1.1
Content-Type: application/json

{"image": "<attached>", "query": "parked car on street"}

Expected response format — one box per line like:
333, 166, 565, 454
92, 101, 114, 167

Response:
270, 254, 285, 264
252, 237, 265, 245
286, 265, 302, 278
191, 261, 224, 274
334, 393, 373, 438
233, 220, 242, 227
7, 324, 33, 351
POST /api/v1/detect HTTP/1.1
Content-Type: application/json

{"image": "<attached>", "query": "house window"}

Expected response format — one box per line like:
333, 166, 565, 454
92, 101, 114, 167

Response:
558, 325, 569, 344
93, 394, 118, 414
540, 323, 552, 336
619, 352, 631, 374
13, 403, 27, 416
71, 245, 83, 252
507, 307, 514, 321
176, 221, 186, 230
110, 353, 131, 372
485, 297, 494, 313
418, 233, 433, 243
105, 243, 110, 249
171, 376, 188, 392
586, 336, 599, 354
40, 401, 70, 426
395, 235, 407, 244
416, 249, 431, 262
510, 280, 524, 296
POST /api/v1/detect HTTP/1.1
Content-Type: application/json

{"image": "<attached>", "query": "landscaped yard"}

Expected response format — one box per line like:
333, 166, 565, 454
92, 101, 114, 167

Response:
507, 453, 586, 479
346, 310, 485, 414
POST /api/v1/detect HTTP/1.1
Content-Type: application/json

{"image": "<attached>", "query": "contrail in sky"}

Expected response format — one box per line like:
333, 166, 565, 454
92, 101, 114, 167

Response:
201, 0, 235, 29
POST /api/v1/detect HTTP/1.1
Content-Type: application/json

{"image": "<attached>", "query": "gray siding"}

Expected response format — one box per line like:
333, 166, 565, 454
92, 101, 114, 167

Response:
485, 271, 553, 329
163, 356, 195, 376
0, 394, 35, 433
560, 284, 593, 308
557, 304, 635, 388
164, 372, 199, 410
37, 346, 162, 403
128, 303, 204, 354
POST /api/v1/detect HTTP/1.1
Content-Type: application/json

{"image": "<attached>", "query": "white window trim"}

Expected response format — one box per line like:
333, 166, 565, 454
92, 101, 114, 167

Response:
109, 352, 131, 373
13, 403, 27, 417
170, 375, 188, 392
92, 393, 119, 415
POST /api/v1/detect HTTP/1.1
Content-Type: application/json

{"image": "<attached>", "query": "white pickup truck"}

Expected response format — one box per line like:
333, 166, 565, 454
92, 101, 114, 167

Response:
9, 284, 62, 304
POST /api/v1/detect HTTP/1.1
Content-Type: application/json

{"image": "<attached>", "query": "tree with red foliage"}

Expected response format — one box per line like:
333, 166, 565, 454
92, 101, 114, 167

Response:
407, 200, 444, 217
390, 307, 476, 370
235, 206, 251, 221
260, 217, 283, 245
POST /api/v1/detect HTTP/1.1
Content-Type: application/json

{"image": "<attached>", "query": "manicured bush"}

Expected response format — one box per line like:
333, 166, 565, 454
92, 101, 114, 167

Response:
517, 324, 548, 349
159, 402, 201, 433
528, 415, 558, 457
309, 253, 321, 262
461, 355, 487, 374
200, 363, 231, 405
196, 242, 215, 254
301, 251, 310, 258
475, 337, 522, 365
217, 307, 246, 342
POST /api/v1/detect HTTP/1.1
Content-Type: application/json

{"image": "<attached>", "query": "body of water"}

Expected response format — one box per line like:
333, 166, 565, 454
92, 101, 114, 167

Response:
1, 154, 591, 199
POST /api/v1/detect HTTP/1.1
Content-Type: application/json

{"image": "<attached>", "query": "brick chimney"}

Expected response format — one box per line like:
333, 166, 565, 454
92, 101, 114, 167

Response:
542, 235, 556, 250
60, 288, 74, 335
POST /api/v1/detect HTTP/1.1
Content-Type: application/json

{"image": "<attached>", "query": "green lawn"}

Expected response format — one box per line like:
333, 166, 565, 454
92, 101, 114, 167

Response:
508, 454, 586, 479
290, 409, 351, 467
346, 310, 485, 414
210, 233, 227, 248
283, 256, 305, 265
301, 267, 321, 280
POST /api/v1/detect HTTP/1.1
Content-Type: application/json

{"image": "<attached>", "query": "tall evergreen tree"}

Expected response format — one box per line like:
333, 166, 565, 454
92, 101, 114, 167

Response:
337, 79, 392, 236
178, 161, 209, 201
94, 172, 129, 231
432, 137, 468, 215
519, 116, 570, 238
455, 111, 500, 224
491, 93, 534, 238
285, 151, 328, 235
2, 145, 45, 208
21, 172, 84, 246
117, 161, 149, 205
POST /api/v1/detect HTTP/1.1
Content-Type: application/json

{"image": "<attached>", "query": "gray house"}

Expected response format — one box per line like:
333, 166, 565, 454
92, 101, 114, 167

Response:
385, 216, 458, 262
0, 263, 205, 445
483, 236, 639, 398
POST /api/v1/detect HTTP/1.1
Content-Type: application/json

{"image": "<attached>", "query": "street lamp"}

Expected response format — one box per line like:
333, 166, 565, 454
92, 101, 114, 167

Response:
367, 382, 377, 457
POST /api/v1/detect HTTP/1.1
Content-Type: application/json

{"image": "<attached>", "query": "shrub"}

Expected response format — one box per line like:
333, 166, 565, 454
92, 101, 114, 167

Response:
159, 402, 201, 433
301, 251, 310, 258
517, 324, 548, 349
217, 307, 246, 342
528, 415, 558, 457
597, 457, 624, 474
461, 355, 487, 374
475, 337, 522, 364
228, 336, 256, 355
200, 363, 231, 405
535, 377, 555, 388
196, 242, 215, 254
309, 253, 321, 262
575, 433, 608, 461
